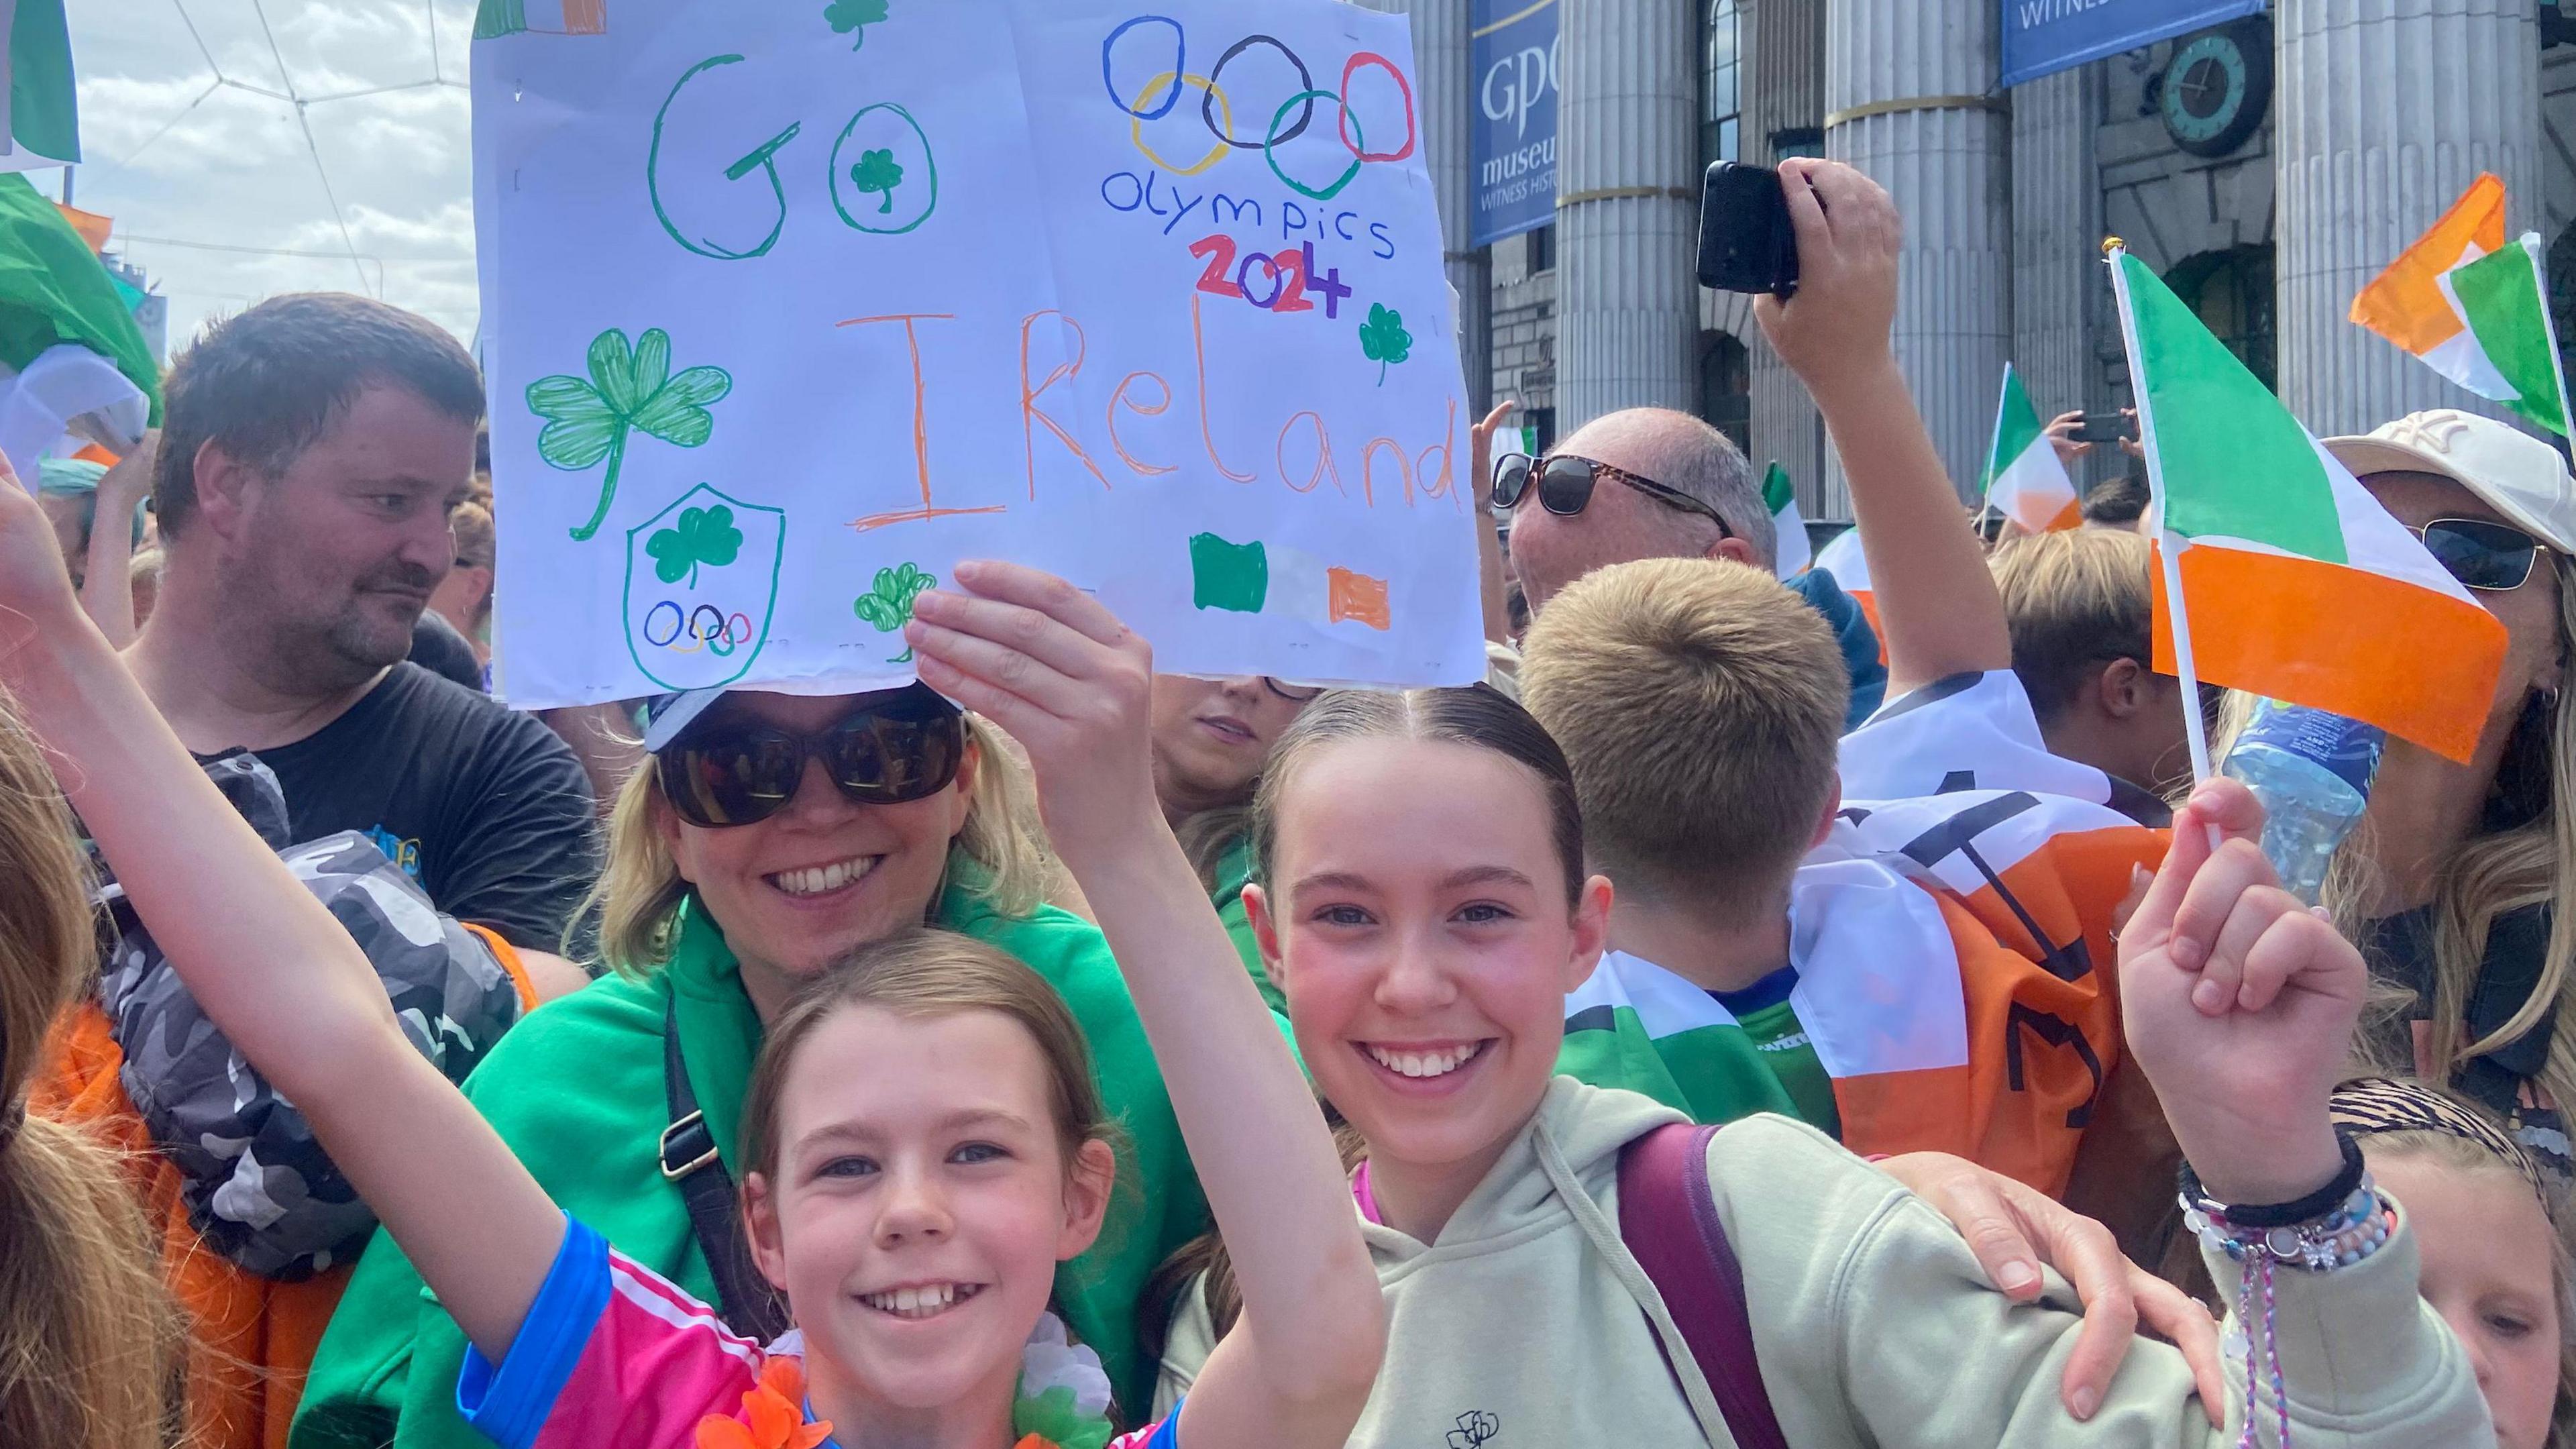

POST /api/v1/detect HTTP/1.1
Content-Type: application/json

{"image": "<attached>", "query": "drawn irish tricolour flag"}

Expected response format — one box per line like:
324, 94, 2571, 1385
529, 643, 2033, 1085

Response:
2112, 248, 2508, 763
1978, 364, 2079, 533
1762, 460, 1810, 578
2351, 173, 2575, 437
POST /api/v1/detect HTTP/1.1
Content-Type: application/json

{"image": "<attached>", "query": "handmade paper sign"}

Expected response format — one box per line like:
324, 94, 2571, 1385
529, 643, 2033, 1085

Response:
472, 0, 1481, 707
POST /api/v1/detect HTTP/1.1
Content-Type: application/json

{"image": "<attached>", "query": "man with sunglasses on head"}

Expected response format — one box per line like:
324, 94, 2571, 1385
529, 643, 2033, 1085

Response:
2320, 409, 2576, 1175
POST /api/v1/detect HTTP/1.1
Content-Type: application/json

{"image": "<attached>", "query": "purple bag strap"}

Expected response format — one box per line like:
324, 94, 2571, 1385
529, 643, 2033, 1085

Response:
1617, 1121, 1790, 1449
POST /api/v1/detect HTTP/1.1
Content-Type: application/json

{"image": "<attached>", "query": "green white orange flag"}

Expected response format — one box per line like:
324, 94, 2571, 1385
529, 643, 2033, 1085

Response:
1978, 364, 2080, 533
2351, 173, 2575, 437
0, 3, 78, 172
1762, 460, 1810, 578
2112, 247, 2507, 764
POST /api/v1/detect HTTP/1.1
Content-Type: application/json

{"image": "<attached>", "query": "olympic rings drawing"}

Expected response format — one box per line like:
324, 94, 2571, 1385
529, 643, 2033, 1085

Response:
1102, 16, 1185, 119
1129, 72, 1234, 178
1203, 36, 1312, 148
1265, 90, 1363, 201
1102, 17, 1414, 182
1338, 52, 1415, 162
643, 600, 755, 655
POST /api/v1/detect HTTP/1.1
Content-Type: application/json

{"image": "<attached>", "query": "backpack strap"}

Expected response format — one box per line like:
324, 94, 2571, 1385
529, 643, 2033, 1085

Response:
661, 996, 792, 1342
1618, 1121, 1790, 1449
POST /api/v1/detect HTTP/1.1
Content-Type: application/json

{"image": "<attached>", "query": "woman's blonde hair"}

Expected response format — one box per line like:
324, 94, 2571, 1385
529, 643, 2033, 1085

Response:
0, 688, 184, 1449
582, 710, 1059, 972
2240, 553, 2576, 1127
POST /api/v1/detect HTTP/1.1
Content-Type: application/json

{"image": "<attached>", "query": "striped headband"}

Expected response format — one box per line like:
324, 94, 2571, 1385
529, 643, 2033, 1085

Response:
2331, 1075, 2552, 1204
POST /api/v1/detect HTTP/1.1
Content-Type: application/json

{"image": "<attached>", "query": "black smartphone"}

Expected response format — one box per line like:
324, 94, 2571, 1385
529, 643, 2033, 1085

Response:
1695, 161, 1798, 297
2070, 411, 2131, 444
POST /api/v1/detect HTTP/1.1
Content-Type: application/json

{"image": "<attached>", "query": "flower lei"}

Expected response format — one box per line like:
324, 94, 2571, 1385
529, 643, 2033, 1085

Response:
1011, 1313, 1116, 1449
694, 1357, 831, 1449
688, 1313, 1116, 1449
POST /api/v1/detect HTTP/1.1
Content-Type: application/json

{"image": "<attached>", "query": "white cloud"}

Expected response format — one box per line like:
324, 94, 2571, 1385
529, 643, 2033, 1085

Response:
69, 0, 482, 347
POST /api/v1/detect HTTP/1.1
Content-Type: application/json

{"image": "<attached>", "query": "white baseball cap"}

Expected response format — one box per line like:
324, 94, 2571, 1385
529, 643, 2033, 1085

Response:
2322, 409, 2576, 556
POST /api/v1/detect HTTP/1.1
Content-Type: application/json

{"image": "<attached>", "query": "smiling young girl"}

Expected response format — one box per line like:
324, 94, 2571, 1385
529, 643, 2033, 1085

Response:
0, 455, 1381, 1449
1157, 682, 2491, 1445
2331, 1076, 2575, 1449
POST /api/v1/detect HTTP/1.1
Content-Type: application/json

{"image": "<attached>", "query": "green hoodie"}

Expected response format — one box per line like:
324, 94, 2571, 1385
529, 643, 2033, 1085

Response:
292, 877, 1207, 1447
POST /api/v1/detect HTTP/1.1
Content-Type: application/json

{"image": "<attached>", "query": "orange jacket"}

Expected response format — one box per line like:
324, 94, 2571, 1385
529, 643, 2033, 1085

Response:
32, 926, 533, 1449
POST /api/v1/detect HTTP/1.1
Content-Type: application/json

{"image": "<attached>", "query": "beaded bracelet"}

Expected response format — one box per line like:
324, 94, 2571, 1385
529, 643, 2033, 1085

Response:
2182, 1179, 2394, 1273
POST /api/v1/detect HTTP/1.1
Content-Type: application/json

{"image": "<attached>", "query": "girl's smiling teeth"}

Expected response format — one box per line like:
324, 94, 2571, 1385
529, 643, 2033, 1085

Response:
766, 855, 880, 898
857, 1281, 984, 1319
1360, 1041, 1489, 1079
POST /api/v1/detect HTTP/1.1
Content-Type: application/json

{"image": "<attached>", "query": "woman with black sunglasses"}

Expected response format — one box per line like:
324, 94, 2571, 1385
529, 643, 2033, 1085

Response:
2300, 411, 2576, 1179
1150, 675, 1321, 1012
298, 682, 1215, 1446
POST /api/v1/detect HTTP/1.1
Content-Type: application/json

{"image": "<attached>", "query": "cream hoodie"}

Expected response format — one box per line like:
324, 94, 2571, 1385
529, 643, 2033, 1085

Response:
1159, 1079, 2490, 1447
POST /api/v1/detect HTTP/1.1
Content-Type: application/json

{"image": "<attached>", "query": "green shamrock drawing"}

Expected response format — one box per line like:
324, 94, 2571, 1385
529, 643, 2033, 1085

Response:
852, 561, 936, 662
527, 327, 733, 542
1358, 303, 1411, 386
822, 0, 889, 49
849, 148, 905, 214
646, 503, 744, 588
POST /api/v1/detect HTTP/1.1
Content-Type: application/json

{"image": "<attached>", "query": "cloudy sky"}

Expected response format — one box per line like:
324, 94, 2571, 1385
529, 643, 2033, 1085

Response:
68, 0, 479, 350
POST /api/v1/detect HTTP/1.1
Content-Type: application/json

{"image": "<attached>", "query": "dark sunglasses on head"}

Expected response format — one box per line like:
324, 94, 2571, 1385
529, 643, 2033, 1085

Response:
2408, 517, 2541, 593
1490, 451, 1735, 537
654, 687, 965, 829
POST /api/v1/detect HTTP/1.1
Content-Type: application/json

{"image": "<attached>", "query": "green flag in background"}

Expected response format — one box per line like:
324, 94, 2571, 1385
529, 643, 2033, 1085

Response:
2444, 236, 2576, 437
1, 1, 78, 171
1762, 460, 1809, 578
0, 173, 160, 419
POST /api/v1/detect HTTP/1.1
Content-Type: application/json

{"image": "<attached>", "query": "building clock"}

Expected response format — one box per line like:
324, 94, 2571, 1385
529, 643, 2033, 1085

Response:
2159, 19, 2271, 158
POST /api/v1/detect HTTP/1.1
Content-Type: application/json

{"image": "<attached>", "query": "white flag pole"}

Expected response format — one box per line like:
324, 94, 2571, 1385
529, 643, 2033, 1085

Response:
2105, 242, 2222, 827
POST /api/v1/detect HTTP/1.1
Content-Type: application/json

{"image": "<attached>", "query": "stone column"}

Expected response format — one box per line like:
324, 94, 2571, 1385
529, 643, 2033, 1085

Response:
1557, 0, 1700, 427
1353, 0, 1491, 413
2275, 0, 2542, 438
2010, 64, 2106, 489
1743, 0, 1833, 514
1825, 0, 2010, 502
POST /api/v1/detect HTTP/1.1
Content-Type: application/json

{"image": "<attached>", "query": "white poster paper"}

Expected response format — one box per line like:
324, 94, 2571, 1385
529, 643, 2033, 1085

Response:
472, 0, 1481, 707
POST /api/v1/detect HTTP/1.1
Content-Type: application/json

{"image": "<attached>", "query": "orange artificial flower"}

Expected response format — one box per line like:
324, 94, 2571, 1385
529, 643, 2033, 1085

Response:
694, 1356, 835, 1449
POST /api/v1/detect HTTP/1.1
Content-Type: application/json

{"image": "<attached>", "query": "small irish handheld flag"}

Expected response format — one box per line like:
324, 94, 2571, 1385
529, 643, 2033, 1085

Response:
1762, 460, 1810, 578
1978, 364, 2080, 533
2351, 173, 2575, 437
2113, 247, 2508, 765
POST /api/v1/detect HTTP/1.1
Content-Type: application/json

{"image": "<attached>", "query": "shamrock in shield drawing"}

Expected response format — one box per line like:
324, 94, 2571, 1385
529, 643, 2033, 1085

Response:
645, 503, 743, 588
527, 327, 733, 541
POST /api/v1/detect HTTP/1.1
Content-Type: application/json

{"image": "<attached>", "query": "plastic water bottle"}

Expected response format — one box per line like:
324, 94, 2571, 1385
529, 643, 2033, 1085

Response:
2218, 701, 2385, 904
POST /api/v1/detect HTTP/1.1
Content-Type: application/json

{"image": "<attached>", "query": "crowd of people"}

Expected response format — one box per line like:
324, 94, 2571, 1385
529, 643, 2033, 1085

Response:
3, 154, 2572, 1449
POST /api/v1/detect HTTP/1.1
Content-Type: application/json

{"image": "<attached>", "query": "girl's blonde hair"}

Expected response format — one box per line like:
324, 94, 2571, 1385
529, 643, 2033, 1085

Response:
2231, 553, 2576, 1127
0, 689, 183, 1449
582, 710, 1057, 972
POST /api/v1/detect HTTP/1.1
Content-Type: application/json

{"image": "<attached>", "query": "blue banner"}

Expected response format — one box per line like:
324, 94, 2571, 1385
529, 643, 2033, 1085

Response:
1470, 0, 1556, 248
2000, 0, 2266, 89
